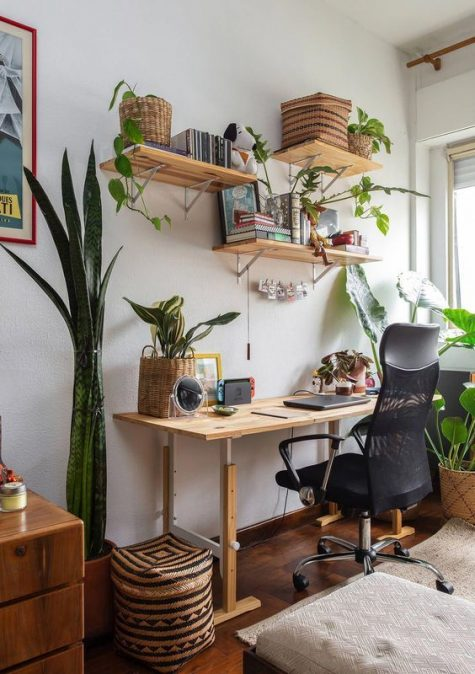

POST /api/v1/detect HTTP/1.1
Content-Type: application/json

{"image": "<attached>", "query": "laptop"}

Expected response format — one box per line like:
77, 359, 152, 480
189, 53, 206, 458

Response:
283, 394, 368, 411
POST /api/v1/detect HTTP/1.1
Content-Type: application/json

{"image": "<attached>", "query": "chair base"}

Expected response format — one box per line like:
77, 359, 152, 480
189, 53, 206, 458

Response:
292, 512, 454, 595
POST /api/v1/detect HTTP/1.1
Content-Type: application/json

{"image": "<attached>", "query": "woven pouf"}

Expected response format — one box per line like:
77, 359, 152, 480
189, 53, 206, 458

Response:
111, 533, 215, 672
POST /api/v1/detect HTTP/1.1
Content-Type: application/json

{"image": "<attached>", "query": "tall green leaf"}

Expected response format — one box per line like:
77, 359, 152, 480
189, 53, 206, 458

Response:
442, 309, 475, 347
95, 248, 122, 346
83, 143, 102, 323
345, 265, 388, 343
460, 387, 475, 417
441, 417, 468, 445
397, 271, 446, 319
1, 245, 76, 347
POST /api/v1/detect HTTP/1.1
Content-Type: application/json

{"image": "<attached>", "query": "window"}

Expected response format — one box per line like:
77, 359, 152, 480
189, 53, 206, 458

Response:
448, 143, 475, 311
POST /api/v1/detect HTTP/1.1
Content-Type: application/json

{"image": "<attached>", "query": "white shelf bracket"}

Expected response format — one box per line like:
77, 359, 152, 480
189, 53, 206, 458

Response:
184, 179, 215, 218
312, 261, 335, 288
130, 164, 164, 204
321, 165, 352, 194
236, 249, 273, 284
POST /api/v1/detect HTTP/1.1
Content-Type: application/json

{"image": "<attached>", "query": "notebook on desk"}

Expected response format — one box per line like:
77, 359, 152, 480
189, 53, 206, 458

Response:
283, 394, 368, 411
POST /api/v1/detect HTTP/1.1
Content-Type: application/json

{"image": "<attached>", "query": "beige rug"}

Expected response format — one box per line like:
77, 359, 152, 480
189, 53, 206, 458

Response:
236, 517, 475, 646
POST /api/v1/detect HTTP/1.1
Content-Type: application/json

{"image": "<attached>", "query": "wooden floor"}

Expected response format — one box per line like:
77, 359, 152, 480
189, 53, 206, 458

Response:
85, 498, 443, 674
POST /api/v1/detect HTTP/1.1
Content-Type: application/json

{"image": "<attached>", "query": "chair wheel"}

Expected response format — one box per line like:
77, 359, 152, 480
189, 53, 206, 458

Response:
317, 542, 332, 555
394, 543, 410, 557
293, 573, 309, 591
436, 580, 454, 594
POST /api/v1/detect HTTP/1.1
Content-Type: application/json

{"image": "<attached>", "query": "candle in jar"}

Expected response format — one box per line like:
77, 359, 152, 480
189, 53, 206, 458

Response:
0, 481, 27, 512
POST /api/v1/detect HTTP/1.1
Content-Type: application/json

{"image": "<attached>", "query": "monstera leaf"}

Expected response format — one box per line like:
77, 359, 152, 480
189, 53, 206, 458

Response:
397, 271, 447, 319
441, 308, 475, 350
346, 265, 388, 344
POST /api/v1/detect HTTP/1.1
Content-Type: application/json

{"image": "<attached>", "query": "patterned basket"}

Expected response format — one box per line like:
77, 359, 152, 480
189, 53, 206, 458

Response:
119, 96, 172, 147
281, 92, 352, 150
439, 465, 475, 525
348, 133, 373, 159
138, 353, 195, 418
112, 533, 215, 673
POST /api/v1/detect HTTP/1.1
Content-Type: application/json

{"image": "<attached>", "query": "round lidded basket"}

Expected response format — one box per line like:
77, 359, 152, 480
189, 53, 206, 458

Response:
119, 96, 172, 147
138, 351, 195, 418
439, 464, 475, 525
348, 133, 373, 159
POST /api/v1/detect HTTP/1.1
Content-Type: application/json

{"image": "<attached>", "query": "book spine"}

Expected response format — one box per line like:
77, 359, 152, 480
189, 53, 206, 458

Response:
290, 194, 301, 244
224, 139, 231, 168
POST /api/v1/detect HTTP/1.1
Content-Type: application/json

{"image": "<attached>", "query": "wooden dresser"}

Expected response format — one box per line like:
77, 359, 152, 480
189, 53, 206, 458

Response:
0, 491, 84, 673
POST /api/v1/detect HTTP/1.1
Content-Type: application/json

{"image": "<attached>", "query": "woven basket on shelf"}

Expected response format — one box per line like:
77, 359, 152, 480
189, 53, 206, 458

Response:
281, 92, 352, 150
112, 533, 215, 673
119, 96, 172, 147
138, 352, 195, 418
348, 133, 373, 159
439, 465, 475, 525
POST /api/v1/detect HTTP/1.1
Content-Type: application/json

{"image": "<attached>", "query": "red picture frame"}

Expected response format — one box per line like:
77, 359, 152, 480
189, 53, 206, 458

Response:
0, 15, 36, 244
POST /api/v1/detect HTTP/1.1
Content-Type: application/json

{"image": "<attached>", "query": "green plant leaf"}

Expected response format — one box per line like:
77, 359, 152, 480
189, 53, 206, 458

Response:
460, 387, 475, 417
108, 178, 126, 203
113, 135, 124, 156
114, 155, 133, 178
441, 416, 468, 445
345, 265, 388, 344
443, 309, 475, 346
151, 217, 161, 230
83, 143, 102, 326
108, 79, 125, 110
432, 390, 446, 412
95, 247, 122, 346
123, 117, 144, 145
122, 90, 136, 101
124, 297, 165, 325
397, 271, 447, 313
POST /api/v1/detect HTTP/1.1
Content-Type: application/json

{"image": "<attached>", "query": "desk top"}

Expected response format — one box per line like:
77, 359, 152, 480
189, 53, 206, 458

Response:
114, 395, 376, 441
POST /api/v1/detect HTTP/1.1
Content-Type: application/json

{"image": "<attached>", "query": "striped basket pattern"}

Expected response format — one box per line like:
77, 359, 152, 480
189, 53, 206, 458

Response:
281, 92, 352, 150
111, 533, 215, 672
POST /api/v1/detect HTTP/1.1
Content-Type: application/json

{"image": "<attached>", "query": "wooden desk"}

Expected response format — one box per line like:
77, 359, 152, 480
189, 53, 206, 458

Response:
114, 395, 376, 625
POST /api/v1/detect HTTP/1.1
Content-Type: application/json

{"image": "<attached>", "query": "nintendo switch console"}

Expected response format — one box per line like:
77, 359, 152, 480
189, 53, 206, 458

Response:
217, 377, 255, 405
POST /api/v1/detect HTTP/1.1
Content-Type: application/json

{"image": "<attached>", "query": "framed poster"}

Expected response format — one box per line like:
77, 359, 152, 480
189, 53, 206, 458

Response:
0, 16, 36, 244
217, 182, 260, 240
193, 353, 222, 405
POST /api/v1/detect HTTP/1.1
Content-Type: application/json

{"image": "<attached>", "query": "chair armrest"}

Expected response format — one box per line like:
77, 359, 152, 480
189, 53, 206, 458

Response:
349, 415, 373, 452
278, 434, 345, 504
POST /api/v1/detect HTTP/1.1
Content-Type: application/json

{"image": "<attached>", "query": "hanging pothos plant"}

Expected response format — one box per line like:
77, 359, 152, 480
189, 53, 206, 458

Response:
108, 80, 171, 231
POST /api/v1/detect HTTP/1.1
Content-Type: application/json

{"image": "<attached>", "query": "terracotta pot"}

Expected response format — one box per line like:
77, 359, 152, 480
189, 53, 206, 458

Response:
350, 363, 367, 394
84, 540, 115, 640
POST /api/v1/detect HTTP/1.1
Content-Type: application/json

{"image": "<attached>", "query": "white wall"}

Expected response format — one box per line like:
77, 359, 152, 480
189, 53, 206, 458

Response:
0, 0, 412, 545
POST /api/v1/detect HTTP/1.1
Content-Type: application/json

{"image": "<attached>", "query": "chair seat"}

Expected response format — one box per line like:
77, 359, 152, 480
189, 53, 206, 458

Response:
275, 452, 370, 509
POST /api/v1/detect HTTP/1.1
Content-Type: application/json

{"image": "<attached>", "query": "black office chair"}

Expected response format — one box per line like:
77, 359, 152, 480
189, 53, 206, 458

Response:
275, 323, 454, 594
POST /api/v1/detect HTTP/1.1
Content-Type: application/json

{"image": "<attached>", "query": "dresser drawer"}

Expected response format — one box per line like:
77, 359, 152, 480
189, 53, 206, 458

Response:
0, 584, 83, 670
6, 644, 83, 674
0, 523, 83, 604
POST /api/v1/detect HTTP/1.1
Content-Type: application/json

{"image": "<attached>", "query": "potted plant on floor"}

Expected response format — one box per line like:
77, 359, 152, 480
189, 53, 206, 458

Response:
124, 295, 239, 418
347, 107, 392, 159
426, 386, 475, 525
1, 144, 121, 638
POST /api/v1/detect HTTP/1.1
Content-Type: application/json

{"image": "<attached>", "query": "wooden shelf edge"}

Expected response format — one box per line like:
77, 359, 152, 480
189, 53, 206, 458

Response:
213, 239, 382, 266
272, 139, 383, 177
100, 145, 257, 192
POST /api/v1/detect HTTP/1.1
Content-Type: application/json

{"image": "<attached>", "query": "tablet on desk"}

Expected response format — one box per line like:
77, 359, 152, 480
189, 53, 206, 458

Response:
283, 395, 368, 411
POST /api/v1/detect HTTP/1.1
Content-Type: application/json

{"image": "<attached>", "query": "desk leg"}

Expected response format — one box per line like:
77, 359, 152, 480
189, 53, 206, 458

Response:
376, 509, 415, 541
162, 445, 170, 533
214, 438, 261, 626
315, 420, 344, 528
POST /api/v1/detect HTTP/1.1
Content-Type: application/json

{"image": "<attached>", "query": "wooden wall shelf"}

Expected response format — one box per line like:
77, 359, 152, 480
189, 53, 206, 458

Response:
272, 139, 382, 177
213, 238, 382, 266
100, 145, 257, 192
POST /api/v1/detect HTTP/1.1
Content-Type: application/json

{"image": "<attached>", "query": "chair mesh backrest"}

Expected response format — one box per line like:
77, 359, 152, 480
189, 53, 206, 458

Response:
365, 323, 440, 514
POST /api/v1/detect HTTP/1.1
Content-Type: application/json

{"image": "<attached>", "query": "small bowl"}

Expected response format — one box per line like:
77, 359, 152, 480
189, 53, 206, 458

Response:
212, 405, 239, 416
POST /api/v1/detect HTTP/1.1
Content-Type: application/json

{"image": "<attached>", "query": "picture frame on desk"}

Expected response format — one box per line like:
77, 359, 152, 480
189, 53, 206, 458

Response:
217, 182, 260, 241
0, 15, 36, 244
193, 353, 222, 405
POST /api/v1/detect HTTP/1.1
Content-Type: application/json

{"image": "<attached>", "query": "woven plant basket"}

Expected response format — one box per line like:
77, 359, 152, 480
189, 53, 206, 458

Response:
281, 92, 352, 150
348, 133, 373, 159
439, 465, 475, 525
112, 533, 215, 673
119, 96, 172, 147
138, 352, 195, 418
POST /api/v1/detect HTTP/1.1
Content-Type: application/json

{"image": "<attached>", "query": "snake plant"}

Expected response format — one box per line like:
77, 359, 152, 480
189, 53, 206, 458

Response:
1, 144, 121, 560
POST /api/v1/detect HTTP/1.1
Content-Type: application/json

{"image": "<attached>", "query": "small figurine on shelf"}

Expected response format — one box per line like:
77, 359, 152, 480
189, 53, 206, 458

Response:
223, 123, 258, 174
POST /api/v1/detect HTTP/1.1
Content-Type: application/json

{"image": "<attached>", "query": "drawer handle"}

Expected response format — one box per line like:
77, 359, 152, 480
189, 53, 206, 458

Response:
15, 545, 27, 557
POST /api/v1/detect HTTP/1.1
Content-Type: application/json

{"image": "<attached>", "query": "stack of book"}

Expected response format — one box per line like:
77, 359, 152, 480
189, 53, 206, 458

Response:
171, 129, 232, 167
226, 212, 292, 243
329, 230, 369, 254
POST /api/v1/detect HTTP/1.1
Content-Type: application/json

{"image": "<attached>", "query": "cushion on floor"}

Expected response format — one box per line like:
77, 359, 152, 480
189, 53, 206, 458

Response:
256, 573, 475, 674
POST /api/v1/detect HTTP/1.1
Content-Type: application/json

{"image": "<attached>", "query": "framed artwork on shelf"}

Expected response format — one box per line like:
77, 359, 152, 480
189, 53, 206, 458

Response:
217, 182, 260, 240
0, 16, 36, 244
193, 353, 222, 405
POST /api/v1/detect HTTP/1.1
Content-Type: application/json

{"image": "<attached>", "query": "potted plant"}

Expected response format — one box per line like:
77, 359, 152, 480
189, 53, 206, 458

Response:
426, 387, 475, 525
108, 80, 172, 230
313, 350, 373, 393
124, 295, 239, 418
347, 107, 392, 159
1, 144, 121, 638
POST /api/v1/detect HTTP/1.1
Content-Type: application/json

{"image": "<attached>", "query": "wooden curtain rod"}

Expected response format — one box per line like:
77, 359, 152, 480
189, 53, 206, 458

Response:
406, 36, 475, 70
